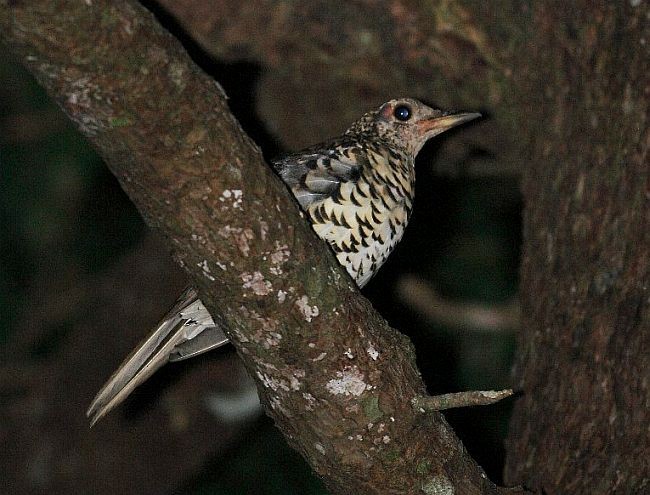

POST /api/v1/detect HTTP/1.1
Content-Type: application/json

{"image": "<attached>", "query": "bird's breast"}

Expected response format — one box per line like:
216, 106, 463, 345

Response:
306, 156, 414, 287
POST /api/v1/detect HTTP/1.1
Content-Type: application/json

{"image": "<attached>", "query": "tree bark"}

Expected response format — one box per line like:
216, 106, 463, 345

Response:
1, 1, 521, 494
3, 0, 647, 493
503, 4, 649, 494
153, 2, 650, 492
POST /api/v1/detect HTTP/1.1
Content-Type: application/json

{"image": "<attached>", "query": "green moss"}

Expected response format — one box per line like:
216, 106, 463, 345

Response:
109, 115, 132, 128
100, 8, 120, 29
300, 262, 325, 300
383, 448, 402, 463
416, 458, 431, 475
362, 395, 383, 422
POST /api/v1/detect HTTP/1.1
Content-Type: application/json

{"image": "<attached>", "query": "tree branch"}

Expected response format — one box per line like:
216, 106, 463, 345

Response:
396, 276, 520, 334
412, 390, 514, 413
1, 2, 523, 494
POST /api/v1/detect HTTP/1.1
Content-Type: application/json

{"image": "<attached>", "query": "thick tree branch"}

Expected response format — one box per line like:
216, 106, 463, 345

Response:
0, 2, 523, 494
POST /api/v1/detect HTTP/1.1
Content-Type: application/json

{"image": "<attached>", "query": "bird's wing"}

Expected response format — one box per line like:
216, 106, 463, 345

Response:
273, 140, 364, 209
86, 287, 228, 426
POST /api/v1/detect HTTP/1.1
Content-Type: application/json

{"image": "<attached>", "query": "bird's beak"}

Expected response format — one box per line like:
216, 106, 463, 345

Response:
417, 112, 482, 137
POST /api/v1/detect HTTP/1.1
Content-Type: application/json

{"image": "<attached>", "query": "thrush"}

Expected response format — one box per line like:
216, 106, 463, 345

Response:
87, 98, 480, 425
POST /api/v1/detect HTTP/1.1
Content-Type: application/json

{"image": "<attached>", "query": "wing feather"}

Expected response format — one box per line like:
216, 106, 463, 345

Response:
273, 142, 362, 209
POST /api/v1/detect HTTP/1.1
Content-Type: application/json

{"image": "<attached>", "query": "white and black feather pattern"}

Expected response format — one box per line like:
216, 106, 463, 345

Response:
275, 138, 414, 288
273, 140, 362, 209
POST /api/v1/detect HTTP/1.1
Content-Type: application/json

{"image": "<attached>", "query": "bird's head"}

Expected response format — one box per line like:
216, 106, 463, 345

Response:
347, 98, 481, 157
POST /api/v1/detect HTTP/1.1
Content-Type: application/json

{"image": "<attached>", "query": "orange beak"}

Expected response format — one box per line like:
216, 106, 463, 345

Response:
417, 112, 482, 136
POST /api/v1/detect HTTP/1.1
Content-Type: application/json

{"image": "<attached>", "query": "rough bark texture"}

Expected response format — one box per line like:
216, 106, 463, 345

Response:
1, 2, 519, 494
2, 0, 647, 494
503, 4, 649, 494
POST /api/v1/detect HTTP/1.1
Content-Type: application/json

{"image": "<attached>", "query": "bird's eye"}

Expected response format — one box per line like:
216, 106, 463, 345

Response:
393, 105, 412, 121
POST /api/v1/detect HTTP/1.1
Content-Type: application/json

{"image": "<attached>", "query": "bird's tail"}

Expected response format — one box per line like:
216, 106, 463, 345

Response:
86, 287, 229, 426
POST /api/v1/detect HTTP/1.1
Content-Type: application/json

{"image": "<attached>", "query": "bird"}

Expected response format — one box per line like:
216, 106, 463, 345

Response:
87, 98, 481, 426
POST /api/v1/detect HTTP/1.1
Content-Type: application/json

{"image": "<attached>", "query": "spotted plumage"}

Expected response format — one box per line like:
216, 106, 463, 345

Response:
87, 98, 480, 425
275, 138, 412, 287
274, 98, 479, 287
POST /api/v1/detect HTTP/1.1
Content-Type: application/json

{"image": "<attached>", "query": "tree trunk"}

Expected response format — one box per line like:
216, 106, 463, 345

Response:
503, 4, 649, 493
2, 0, 647, 493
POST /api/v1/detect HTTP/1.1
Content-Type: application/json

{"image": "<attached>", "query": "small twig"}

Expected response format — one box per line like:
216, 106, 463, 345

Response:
412, 389, 514, 412
397, 275, 520, 333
